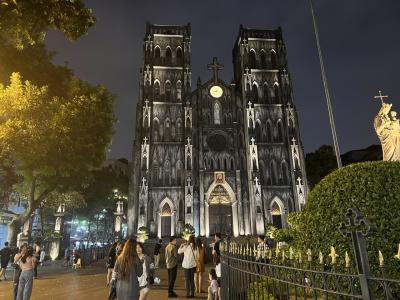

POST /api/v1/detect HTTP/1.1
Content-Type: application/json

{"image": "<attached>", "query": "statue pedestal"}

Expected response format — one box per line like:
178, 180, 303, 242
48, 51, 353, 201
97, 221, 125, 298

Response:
49, 238, 61, 261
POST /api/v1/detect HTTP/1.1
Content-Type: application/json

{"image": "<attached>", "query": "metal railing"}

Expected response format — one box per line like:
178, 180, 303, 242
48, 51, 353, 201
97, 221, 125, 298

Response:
220, 208, 400, 300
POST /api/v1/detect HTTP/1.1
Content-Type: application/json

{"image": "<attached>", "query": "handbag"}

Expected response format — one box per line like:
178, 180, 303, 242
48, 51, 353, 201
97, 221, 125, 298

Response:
190, 245, 201, 272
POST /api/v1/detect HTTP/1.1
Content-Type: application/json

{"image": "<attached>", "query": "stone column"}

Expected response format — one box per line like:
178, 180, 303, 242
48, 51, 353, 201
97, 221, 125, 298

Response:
232, 201, 239, 237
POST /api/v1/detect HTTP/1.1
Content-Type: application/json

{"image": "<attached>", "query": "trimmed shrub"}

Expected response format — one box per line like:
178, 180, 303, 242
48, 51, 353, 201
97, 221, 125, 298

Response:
295, 161, 400, 276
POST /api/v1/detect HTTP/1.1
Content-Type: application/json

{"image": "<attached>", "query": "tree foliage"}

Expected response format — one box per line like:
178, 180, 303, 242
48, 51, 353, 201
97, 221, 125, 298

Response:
295, 161, 400, 276
0, 73, 115, 244
305, 145, 337, 188
0, 0, 95, 49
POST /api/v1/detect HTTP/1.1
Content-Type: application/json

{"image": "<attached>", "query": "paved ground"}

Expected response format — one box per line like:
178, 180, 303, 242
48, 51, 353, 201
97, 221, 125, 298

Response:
0, 260, 208, 300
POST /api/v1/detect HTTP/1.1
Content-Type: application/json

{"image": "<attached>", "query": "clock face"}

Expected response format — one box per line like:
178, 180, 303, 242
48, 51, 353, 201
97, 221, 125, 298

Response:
209, 85, 223, 99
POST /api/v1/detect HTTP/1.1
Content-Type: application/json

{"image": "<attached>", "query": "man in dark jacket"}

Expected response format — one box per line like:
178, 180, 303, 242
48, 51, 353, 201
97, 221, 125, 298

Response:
165, 236, 178, 298
0, 241, 12, 281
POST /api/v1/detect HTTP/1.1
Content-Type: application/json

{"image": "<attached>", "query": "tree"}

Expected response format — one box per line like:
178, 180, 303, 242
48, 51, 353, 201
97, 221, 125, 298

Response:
0, 73, 115, 245
305, 145, 337, 188
0, 0, 94, 49
295, 161, 400, 276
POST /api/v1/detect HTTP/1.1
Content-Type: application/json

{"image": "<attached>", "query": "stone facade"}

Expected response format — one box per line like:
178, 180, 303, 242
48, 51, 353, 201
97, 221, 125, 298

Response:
128, 23, 308, 238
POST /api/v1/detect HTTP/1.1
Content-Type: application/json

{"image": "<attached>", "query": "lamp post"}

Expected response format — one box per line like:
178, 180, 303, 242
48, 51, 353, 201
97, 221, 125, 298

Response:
309, 0, 342, 168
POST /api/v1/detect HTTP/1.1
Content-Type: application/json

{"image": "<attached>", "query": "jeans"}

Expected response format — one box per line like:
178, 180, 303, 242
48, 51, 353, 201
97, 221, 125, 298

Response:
13, 268, 22, 300
17, 269, 34, 300
167, 265, 177, 295
184, 267, 196, 296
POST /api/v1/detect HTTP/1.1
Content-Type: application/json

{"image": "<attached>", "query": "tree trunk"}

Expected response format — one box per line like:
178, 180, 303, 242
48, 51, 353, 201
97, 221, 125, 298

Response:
6, 177, 54, 246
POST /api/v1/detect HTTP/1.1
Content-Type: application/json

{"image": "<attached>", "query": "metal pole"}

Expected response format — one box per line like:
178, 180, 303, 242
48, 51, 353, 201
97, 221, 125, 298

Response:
309, 0, 342, 168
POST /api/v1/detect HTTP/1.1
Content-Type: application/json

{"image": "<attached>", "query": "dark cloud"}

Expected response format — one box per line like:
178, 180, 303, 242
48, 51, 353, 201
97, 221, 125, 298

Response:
46, 0, 400, 159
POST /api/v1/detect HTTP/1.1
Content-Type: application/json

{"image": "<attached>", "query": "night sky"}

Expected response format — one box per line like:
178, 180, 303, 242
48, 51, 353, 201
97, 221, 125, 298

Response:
46, 0, 400, 160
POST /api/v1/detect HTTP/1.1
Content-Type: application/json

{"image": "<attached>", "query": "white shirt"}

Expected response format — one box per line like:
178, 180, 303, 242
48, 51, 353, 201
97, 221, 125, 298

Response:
138, 260, 147, 287
178, 243, 197, 269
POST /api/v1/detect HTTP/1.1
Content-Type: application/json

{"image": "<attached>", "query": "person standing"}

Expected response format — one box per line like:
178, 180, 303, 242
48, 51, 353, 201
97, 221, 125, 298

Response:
178, 235, 198, 298
0, 241, 12, 281
212, 233, 222, 266
112, 238, 143, 300
15, 245, 37, 300
136, 242, 154, 300
107, 242, 117, 286
13, 244, 27, 300
165, 236, 178, 298
32, 242, 40, 279
194, 238, 205, 293
153, 239, 162, 269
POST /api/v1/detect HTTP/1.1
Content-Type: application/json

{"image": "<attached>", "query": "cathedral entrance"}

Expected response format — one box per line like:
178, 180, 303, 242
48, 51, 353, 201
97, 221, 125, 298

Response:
207, 182, 233, 235
161, 203, 172, 237
209, 203, 232, 235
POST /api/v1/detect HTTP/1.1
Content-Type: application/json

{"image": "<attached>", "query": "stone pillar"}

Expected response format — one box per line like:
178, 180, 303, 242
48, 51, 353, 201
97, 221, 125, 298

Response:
232, 201, 239, 237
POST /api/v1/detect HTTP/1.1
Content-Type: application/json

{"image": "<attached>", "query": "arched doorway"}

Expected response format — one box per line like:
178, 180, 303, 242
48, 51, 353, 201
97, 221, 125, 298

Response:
208, 184, 232, 235
161, 203, 172, 237
271, 201, 283, 229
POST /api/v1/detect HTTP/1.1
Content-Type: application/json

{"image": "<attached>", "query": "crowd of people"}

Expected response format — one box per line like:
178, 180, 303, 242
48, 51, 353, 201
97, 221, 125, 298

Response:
107, 233, 225, 300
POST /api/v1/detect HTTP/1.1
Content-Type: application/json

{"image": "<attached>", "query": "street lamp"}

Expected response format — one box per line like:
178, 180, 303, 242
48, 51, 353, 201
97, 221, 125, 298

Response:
309, 0, 342, 168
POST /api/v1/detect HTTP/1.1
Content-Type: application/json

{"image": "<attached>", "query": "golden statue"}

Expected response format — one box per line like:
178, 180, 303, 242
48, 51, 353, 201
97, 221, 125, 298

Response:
374, 91, 400, 161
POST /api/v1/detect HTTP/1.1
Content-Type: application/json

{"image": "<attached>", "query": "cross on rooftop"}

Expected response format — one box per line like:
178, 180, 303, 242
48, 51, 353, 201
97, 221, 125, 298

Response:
207, 57, 224, 83
374, 90, 388, 104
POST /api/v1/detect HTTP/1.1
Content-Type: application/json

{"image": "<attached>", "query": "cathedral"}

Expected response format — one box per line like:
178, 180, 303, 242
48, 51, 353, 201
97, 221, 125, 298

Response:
128, 23, 308, 238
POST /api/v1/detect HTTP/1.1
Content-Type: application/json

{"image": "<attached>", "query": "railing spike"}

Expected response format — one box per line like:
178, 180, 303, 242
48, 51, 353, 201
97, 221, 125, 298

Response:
307, 248, 312, 262
345, 251, 350, 268
379, 250, 384, 267
319, 251, 324, 265
395, 243, 400, 260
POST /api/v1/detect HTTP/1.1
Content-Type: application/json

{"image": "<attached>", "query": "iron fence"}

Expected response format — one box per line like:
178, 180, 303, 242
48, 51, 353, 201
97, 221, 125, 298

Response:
220, 208, 400, 300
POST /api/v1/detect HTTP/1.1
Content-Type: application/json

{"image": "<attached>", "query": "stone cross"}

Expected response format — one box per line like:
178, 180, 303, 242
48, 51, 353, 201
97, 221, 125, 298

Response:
374, 90, 388, 104
143, 136, 148, 144
141, 177, 147, 186
207, 57, 224, 83
296, 177, 302, 186
187, 137, 191, 145
187, 176, 192, 186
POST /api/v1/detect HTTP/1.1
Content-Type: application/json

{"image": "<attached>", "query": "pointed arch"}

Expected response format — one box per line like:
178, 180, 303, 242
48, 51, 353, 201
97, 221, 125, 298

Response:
270, 197, 284, 228
176, 80, 182, 102
165, 46, 172, 64
277, 119, 284, 142
164, 118, 171, 141
260, 49, 267, 68
281, 160, 290, 185
159, 197, 174, 237
273, 82, 281, 104
154, 46, 161, 64
255, 119, 262, 142
213, 101, 221, 125
266, 121, 273, 143
153, 117, 160, 142
270, 160, 278, 185
270, 49, 278, 69
231, 157, 235, 170
249, 49, 257, 69
176, 46, 183, 64
165, 80, 172, 102
259, 159, 267, 185
252, 83, 259, 103
153, 80, 160, 101
263, 82, 270, 104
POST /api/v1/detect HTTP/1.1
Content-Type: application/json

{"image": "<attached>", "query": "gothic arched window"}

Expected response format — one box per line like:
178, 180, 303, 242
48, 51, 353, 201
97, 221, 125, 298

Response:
165, 47, 172, 65
213, 101, 221, 125
263, 83, 270, 104
277, 120, 284, 142
176, 81, 182, 102
165, 81, 171, 102
266, 121, 273, 142
154, 81, 160, 101
252, 84, 259, 103
271, 201, 283, 228
154, 46, 161, 65
271, 50, 278, 69
281, 161, 290, 185
255, 120, 262, 142
176, 47, 183, 64
249, 49, 257, 69
274, 84, 281, 104
260, 50, 267, 68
